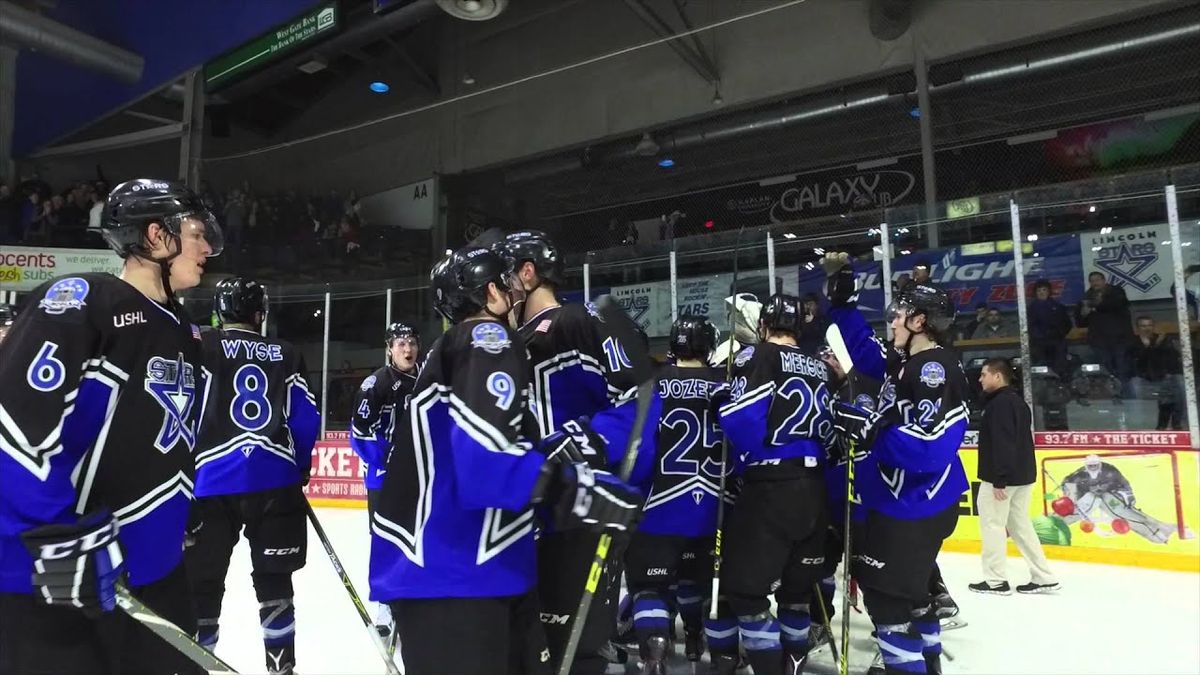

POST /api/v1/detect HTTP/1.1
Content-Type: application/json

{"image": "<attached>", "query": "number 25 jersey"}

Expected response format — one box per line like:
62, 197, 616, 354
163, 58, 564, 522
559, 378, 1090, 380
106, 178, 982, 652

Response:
194, 327, 320, 497
0, 274, 204, 592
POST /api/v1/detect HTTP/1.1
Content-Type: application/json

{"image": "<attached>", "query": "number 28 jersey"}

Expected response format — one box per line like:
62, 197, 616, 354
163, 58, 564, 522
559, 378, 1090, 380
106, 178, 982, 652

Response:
194, 328, 319, 497
0, 274, 205, 592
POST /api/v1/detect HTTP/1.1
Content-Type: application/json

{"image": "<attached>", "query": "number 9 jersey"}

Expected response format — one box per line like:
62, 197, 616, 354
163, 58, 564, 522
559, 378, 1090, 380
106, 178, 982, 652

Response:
0, 274, 206, 592
194, 327, 320, 497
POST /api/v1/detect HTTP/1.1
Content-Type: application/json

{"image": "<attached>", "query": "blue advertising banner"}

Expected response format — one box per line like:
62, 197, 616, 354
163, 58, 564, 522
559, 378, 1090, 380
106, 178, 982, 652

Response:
796, 233, 1085, 318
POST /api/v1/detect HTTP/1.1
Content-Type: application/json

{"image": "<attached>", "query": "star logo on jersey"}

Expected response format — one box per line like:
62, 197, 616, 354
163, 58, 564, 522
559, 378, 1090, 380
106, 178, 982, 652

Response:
144, 353, 197, 453
1094, 243, 1160, 293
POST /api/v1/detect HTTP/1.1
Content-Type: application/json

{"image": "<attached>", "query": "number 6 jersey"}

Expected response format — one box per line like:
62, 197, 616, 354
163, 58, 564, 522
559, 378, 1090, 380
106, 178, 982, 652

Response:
194, 327, 320, 497
0, 274, 205, 592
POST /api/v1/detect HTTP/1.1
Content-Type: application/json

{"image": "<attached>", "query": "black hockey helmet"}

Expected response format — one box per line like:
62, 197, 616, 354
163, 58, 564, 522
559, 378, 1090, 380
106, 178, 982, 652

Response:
669, 314, 717, 361
760, 293, 803, 335
494, 230, 565, 288
102, 179, 223, 259
887, 283, 956, 346
385, 322, 419, 345
430, 246, 511, 324
213, 277, 267, 327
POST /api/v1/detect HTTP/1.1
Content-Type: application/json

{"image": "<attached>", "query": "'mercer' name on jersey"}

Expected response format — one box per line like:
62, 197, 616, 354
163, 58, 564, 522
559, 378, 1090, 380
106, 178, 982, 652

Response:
658, 377, 719, 400
780, 351, 827, 379
221, 338, 283, 362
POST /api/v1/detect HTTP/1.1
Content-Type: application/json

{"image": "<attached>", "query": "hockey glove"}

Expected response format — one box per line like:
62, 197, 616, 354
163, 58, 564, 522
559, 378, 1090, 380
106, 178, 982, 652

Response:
551, 462, 643, 533
822, 252, 859, 308
21, 511, 125, 617
708, 383, 733, 417
831, 401, 880, 456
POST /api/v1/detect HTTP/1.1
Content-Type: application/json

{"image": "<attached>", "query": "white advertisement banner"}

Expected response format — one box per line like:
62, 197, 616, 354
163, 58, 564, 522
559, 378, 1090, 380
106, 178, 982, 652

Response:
0, 246, 123, 292
1079, 224, 1198, 301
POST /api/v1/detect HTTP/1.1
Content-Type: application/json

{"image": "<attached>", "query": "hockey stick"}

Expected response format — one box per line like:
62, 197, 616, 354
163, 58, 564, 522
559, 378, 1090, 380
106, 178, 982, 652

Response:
304, 502, 402, 675
709, 224, 745, 620
812, 582, 840, 665
825, 324, 856, 675
556, 299, 656, 675
114, 583, 240, 674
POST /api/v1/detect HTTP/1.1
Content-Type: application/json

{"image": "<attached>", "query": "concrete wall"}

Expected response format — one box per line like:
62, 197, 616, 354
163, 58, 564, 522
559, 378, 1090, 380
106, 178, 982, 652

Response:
33, 0, 1179, 193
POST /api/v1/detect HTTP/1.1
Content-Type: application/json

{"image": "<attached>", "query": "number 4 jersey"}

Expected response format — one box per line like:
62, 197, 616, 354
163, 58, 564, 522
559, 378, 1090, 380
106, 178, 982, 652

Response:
0, 274, 205, 592
194, 327, 319, 497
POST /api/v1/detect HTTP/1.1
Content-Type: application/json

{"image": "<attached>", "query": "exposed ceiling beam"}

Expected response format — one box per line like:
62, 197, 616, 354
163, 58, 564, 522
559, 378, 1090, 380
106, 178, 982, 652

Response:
32, 123, 181, 158
669, 0, 719, 79
621, 0, 718, 84
123, 109, 178, 126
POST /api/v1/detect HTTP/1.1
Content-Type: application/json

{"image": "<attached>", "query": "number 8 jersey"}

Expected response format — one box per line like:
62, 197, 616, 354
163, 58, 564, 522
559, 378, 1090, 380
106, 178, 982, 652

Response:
194, 327, 320, 497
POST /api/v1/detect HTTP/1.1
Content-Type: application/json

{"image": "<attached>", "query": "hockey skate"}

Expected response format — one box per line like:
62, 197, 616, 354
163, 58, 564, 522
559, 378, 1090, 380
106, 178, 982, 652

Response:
373, 602, 393, 638
265, 645, 295, 675
866, 650, 885, 675
639, 635, 671, 675
683, 625, 705, 666
809, 622, 840, 662
709, 652, 740, 675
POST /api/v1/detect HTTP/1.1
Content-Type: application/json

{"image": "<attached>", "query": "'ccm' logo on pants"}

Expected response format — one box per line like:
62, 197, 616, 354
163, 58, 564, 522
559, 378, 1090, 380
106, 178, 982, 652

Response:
263, 547, 301, 556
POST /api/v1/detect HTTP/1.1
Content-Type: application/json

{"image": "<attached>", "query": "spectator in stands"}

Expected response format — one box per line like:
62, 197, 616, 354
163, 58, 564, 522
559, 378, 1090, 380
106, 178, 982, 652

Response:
56, 189, 87, 242
19, 189, 40, 242
622, 220, 640, 245
972, 307, 1017, 340
912, 258, 932, 286
1075, 271, 1134, 388
1028, 279, 1073, 377
1129, 316, 1186, 430
224, 189, 248, 266
86, 185, 106, 246
0, 183, 17, 244
798, 292, 830, 355
960, 302, 988, 341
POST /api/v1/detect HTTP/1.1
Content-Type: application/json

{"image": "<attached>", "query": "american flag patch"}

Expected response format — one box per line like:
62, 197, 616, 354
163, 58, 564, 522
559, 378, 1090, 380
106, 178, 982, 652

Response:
535, 319, 552, 333
191, 324, 202, 340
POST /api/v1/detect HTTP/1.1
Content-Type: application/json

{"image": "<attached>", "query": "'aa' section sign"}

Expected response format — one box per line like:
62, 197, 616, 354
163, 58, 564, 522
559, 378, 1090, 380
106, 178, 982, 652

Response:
1080, 224, 1198, 301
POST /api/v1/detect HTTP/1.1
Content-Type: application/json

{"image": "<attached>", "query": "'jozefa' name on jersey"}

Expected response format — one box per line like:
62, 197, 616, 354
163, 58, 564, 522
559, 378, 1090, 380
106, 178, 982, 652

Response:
719, 341, 834, 473
194, 328, 319, 497
828, 307, 970, 519
350, 365, 418, 490
520, 303, 645, 467
640, 365, 728, 538
0, 274, 205, 593
369, 320, 547, 601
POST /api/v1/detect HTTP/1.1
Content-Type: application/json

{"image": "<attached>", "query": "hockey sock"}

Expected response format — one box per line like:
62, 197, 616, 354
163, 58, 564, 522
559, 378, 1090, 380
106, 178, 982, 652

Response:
777, 602, 811, 656
818, 574, 836, 621
259, 598, 296, 663
632, 590, 672, 641
704, 612, 739, 656
676, 581, 704, 633
912, 605, 941, 660
737, 610, 781, 654
875, 622, 925, 674
196, 616, 219, 650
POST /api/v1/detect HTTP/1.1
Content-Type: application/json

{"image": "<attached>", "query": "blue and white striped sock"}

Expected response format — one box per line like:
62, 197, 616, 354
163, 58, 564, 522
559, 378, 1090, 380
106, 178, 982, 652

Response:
632, 590, 672, 639
778, 602, 811, 654
197, 616, 219, 650
738, 611, 782, 655
704, 614, 739, 655
259, 598, 296, 650
676, 581, 704, 632
875, 622, 925, 674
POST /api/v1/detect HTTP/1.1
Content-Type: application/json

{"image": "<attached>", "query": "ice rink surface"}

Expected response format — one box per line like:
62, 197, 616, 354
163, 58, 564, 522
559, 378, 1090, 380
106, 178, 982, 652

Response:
208, 508, 1200, 675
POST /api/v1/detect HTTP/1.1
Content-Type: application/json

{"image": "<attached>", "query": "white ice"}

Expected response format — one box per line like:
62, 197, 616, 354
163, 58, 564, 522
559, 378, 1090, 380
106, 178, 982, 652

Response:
209, 507, 1200, 675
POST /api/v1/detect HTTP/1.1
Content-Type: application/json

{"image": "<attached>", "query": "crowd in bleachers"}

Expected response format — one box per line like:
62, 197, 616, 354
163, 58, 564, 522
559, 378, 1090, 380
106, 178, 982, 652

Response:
0, 175, 108, 248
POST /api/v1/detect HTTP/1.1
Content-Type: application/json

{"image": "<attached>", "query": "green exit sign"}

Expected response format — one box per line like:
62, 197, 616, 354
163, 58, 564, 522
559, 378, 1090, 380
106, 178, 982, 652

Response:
205, 3, 340, 90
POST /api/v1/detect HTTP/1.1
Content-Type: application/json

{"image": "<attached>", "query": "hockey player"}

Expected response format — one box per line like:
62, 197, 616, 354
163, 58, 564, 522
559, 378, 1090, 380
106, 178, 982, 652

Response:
708, 294, 836, 675
351, 321, 420, 635
0, 302, 14, 345
823, 256, 969, 675
188, 277, 319, 675
494, 230, 650, 675
624, 315, 725, 674
0, 178, 221, 674
369, 247, 643, 675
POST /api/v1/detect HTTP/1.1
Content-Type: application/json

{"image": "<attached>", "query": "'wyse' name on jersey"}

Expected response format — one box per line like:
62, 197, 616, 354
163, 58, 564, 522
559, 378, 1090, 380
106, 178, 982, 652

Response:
221, 338, 283, 362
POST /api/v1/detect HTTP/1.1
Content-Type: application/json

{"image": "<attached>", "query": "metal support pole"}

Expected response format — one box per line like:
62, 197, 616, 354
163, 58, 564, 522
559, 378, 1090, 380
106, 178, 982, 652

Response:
385, 288, 393, 366
669, 248, 678, 322
1165, 186, 1199, 448
880, 222, 894, 340
766, 233, 777, 296
177, 68, 204, 189
915, 48, 938, 248
583, 261, 592, 303
320, 290, 331, 439
0, 46, 15, 186
1010, 200, 1035, 412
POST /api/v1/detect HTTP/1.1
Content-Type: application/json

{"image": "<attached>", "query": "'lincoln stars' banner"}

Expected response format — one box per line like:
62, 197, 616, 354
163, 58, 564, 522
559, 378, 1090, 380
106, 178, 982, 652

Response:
1080, 223, 1199, 301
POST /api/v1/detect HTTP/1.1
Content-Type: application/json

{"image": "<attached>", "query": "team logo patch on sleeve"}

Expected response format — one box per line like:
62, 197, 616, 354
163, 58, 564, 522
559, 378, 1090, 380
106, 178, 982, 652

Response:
38, 277, 89, 315
919, 362, 946, 387
361, 375, 377, 391
855, 393, 877, 411
471, 322, 511, 354
734, 345, 755, 367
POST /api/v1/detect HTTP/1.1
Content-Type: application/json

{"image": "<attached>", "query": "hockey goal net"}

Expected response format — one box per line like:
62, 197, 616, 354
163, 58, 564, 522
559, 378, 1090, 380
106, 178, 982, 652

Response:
1041, 450, 1186, 539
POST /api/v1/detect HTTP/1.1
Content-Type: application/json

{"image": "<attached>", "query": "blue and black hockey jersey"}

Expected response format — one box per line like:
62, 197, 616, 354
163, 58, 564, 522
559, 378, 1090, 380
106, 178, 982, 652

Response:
194, 327, 319, 497
350, 365, 417, 490
718, 341, 835, 473
639, 365, 727, 538
0, 274, 205, 592
828, 307, 970, 519
369, 320, 549, 600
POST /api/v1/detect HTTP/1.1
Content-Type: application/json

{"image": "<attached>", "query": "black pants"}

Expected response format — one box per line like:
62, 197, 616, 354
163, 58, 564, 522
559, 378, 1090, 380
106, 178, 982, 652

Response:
0, 564, 200, 675
186, 484, 308, 639
853, 504, 959, 624
720, 465, 828, 617
391, 592, 550, 675
538, 529, 626, 675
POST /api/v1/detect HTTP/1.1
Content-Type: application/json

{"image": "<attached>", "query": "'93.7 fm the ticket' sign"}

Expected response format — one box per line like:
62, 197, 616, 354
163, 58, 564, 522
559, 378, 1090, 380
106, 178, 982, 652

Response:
303, 431, 368, 506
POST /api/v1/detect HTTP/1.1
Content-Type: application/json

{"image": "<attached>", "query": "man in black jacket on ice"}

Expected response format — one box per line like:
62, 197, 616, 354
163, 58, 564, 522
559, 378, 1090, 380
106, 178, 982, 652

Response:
969, 359, 1059, 596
